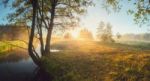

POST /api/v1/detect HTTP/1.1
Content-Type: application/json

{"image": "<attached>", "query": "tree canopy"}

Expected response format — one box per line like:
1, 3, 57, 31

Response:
103, 0, 150, 26
97, 21, 114, 42
1, 0, 93, 65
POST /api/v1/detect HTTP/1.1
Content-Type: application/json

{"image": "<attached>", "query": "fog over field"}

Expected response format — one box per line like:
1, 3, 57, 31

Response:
0, 0, 150, 81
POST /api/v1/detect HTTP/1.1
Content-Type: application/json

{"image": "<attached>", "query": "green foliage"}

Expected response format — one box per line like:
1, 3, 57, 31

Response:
2, 0, 93, 27
1, 0, 94, 61
2, 0, 150, 26
97, 21, 114, 42
103, 0, 150, 26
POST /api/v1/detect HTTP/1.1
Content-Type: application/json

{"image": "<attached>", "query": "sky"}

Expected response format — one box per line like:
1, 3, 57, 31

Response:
0, 5, 10, 24
0, 0, 149, 36
79, 0, 150, 35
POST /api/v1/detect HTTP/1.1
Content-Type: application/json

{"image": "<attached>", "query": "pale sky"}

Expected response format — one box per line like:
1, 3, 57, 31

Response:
79, 0, 150, 36
0, 0, 149, 36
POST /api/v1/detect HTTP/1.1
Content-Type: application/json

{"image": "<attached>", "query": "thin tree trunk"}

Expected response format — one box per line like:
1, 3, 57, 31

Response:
39, 27, 44, 55
44, 1, 57, 54
39, 0, 44, 55
37, 7, 44, 55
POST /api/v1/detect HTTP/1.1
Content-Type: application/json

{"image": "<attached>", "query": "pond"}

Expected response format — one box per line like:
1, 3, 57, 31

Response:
0, 50, 55, 81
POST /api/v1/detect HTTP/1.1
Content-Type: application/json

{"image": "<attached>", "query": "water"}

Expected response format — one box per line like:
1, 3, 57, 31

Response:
35, 44, 60, 57
0, 51, 52, 81
0, 58, 37, 81
51, 49, 60, 52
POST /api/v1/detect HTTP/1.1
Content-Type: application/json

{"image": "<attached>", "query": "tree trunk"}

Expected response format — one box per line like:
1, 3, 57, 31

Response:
39, 0, 44, 55
39, 26, 44, 55
44, 1, 56, 55
28, 0, 40, 65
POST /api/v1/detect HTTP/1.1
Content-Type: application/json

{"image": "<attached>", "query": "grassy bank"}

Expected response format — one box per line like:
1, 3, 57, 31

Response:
0, 41, 28, 62
42, 41, 150, 81
0, 41, 27, 54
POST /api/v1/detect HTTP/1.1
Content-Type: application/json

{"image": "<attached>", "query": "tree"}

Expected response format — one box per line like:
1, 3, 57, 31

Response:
1, 0, 149, 66
64, 32, 72, 40
1, 0, 93, 65
102, 0, 150, 26
97, 22, 114, 42
96, 21, 105, 40
79, 28, 93, 40
116, 32, 121, 39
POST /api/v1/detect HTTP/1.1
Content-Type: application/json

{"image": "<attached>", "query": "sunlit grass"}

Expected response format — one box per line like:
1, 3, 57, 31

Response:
0, 41, 27, 54
42, 41, 150, 81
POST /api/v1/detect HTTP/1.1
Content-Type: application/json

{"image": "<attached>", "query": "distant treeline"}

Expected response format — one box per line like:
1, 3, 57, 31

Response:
0, 24, 29, 41
119, 33, 150, 41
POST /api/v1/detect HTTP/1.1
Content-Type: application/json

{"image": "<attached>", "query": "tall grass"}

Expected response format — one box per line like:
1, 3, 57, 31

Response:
42, 41, 150, 81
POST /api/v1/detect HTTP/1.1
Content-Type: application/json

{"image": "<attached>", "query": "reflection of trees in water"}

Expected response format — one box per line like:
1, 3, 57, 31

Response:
0, 50, 53, 81
0, 68, 53, 81
33, 68, 53, 81
0, 50, 29, 63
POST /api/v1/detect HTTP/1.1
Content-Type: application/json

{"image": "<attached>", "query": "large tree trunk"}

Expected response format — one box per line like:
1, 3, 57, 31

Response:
44, 1, 56, 55
28, 0, 40, 65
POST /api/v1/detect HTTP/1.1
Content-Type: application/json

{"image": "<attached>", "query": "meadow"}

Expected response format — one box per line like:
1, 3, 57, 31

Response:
0, 40, 150, 81
42, 40, 150, 81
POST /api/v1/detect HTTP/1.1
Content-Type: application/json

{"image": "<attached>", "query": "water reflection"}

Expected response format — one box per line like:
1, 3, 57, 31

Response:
0, 51, 29, 63
51, 49, 60, 52
35, 44, 60, 57
33, 68, 53, 81
0, 51, 52, 81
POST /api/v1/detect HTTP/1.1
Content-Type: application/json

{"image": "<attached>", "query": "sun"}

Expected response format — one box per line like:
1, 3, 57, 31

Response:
71, 30, 79, 39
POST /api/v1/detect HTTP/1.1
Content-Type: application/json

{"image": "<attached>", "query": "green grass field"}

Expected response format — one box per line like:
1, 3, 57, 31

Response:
42, 41, 150, 81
